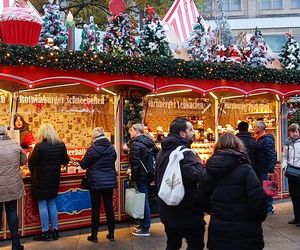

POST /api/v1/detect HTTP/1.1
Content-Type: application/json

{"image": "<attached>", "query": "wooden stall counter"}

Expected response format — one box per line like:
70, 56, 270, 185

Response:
0, 173, 119, 240
272, 162, 289, 200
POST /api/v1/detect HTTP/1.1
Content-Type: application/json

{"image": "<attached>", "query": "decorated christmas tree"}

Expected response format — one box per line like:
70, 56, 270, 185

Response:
139, 5, 172, 59
123, 97, 144, 143
214, 0, 235, 47
39, 0, 68, 50
102, 13, 140, 57
79, 16, 102, 52
102, 0, 140, 59
187, 16, 212, 61
279, 32, 300, 70
246, 28, 273, 68
288, 99, 300, 125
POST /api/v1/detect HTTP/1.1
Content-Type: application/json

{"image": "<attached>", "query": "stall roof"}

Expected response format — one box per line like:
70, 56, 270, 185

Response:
1, 65, 300, 98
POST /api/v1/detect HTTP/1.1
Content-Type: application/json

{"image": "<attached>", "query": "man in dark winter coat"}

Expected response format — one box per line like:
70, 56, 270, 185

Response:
156, 117, 205, 250
236, 121, 256, 165
254, 121, 276, 215
129, 123, 156, 237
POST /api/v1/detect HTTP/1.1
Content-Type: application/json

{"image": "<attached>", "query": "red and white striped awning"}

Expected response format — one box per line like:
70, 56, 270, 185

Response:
162, 0, 201, 42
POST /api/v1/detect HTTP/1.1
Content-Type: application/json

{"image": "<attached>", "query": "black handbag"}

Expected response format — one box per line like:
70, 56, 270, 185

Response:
81, 175, 90, 189
285, 164, 300, 179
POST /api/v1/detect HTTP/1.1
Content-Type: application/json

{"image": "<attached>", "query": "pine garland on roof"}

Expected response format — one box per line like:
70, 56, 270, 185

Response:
1, 43, 300, 85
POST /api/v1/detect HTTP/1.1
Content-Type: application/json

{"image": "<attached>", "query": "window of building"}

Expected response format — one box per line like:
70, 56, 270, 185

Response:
263, 34, 285, 54
202, 1, 213, 18
291, 0, 300, 8
261, 0, 283, 9
223, 0, 241, 11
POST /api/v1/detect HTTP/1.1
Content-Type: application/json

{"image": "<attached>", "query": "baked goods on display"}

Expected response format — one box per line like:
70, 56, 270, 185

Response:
20, 164, 30, 178
191, 141, 214, 164
0, 0, 42, 46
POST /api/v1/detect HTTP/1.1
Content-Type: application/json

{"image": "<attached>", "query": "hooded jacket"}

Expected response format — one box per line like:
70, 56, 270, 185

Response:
29, 139, 69, 200
205, 149, 268, 250
129, 134, 155, 183
254, 133, 276, 174
80, 136, 117, 190
282, 137, 300, 170
236, 131, 256, 165
0, 134, 27, 202
156, 134, 205, 229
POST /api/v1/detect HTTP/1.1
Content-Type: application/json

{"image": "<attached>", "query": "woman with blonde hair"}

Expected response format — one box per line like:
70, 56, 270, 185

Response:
200, 133, 268, 250
29, 123, 69, 241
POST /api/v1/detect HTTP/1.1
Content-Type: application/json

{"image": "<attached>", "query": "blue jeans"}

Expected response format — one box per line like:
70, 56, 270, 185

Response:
260, 173, 274, 213
135, 181, 151, 232
0, 200, 21, 248
38, 198, 58, 232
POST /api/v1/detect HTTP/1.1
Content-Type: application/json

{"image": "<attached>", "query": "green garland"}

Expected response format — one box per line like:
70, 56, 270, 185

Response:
1, 43, 300, 84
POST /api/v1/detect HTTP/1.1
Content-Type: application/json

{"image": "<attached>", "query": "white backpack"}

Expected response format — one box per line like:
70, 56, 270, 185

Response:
158, 146, 193, 206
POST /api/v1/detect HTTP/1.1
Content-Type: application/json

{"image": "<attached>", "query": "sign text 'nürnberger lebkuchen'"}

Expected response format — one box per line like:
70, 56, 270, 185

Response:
224, 102, 273, 113
147, 98, 209, 110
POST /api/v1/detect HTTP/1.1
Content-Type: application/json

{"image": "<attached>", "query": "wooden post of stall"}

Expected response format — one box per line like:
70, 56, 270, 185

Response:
9, 91, 18, 129
8, 91, 20, 144
281, 100, 289, 194
276, 98, 282, 161
214, 98, 219, 142
276, 97, 283, 199
114, 94, 121, 221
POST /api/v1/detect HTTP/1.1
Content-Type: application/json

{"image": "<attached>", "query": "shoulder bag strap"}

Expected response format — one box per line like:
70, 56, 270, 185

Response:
139, 159, 149, 173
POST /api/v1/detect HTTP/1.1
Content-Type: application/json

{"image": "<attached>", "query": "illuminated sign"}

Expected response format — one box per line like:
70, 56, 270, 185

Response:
147, 98, 210, 110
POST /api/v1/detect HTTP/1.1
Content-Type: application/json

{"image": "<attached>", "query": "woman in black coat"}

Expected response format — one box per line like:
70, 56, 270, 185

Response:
28, 123, 69, 241
201, 133, 268, 250
80, 127, 117, 243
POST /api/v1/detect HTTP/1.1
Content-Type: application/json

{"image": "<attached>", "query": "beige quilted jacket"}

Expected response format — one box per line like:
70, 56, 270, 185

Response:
0, 136, 27, 202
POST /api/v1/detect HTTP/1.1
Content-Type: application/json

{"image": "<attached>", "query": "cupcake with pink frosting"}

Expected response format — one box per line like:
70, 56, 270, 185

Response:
0, 0, 42, 46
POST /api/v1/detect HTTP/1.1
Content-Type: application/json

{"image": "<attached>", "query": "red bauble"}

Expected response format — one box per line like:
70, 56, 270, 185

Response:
109, 0, 126, 15
146, 5, 155, 18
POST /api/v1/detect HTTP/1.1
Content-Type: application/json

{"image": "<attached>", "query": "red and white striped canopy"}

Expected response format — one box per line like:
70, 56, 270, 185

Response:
162, 0, 200, 42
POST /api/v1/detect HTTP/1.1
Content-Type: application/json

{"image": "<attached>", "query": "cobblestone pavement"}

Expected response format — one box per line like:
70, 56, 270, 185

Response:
1, 199, 300, 250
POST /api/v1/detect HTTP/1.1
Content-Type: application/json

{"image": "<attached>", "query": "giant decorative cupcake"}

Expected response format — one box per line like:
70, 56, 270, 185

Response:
0, 0, 42, 46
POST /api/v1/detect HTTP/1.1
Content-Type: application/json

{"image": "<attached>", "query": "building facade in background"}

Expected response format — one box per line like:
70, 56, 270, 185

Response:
204, 0, 300, 53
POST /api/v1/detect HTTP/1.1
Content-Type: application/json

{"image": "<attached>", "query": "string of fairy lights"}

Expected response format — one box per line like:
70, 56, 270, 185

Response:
1, 43, 300, 84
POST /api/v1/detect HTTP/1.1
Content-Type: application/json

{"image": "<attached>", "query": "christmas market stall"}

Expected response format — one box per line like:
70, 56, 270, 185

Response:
2, 0, 300, 241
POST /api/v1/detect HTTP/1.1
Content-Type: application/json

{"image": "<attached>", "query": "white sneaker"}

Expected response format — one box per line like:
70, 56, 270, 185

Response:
133, 225, 141, 232
131, 229, 150, 237
268, 209, 275, 215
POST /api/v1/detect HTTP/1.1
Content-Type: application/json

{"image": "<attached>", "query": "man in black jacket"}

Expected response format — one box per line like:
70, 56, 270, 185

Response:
156, 117, 205, 250
236, 121, 256, 166
129, 123, 155, 237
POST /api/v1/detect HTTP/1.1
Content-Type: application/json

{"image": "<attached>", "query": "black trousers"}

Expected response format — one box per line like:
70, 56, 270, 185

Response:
89, 189, 115, 237
288, 178, 300, 221
0, 200, 21, 247
164, 224, 205, 250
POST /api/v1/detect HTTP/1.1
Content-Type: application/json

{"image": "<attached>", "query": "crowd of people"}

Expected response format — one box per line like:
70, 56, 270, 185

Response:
1, 114, 300, 250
